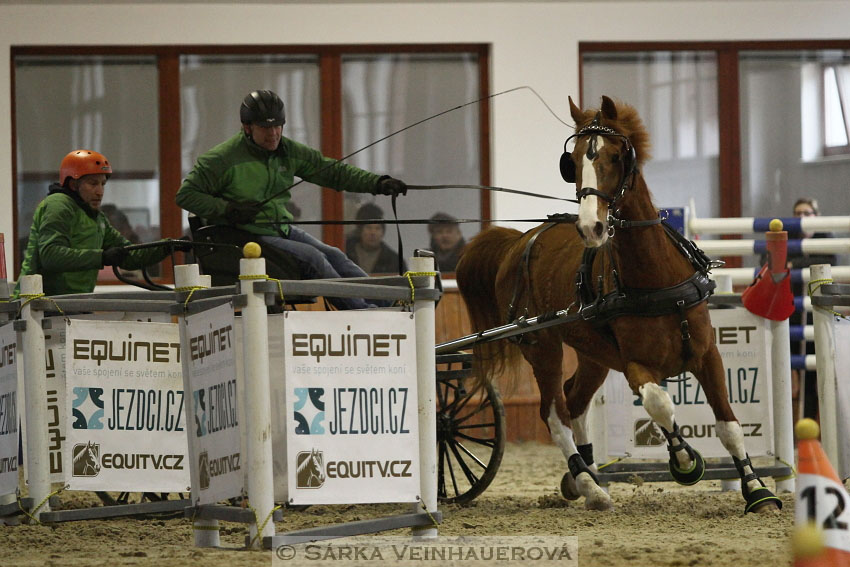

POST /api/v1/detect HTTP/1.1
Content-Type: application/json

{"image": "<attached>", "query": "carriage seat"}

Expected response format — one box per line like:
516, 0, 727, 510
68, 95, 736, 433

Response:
188, 217, 311, 303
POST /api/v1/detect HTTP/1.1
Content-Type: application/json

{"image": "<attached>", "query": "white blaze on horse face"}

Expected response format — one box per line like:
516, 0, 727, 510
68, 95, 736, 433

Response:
576, 138, 609, 248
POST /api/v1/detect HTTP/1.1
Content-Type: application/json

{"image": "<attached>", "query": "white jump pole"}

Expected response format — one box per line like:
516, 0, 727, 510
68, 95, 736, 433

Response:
19, 275, 50, 518
411, 256, 438, 539
770, 316, 795, 494
240, 254, 275, 548
811, 264, 840, 466
176, 264, 221, 548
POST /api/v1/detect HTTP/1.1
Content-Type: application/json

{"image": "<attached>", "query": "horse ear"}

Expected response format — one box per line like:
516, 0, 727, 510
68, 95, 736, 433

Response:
569, 96, 583, 124
601, 96, 618, 120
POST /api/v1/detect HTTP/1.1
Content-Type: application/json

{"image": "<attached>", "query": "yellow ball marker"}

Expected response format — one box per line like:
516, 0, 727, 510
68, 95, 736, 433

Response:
769, 218, 783, 232
795, 418, 820, 440
243, 242, 262, 259
791, 523, 825, 559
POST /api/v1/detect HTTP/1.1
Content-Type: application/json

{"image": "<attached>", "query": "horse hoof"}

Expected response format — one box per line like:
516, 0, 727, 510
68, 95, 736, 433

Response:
744, 486, 783, 514
560, 472, 581, 501
584, 491, 614, 511
668, 448, 705, 486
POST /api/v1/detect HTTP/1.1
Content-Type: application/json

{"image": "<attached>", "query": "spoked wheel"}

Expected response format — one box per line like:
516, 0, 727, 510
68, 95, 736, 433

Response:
435, 353, 506, 504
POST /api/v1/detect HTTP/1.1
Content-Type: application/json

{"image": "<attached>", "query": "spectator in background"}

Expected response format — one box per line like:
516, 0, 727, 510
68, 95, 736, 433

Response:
345, 202, 406, 274
428, 212, 466, 272
788, 198, 837, 422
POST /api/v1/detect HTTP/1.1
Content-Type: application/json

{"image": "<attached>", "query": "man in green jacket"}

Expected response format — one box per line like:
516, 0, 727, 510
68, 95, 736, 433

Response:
15, 149, 177, 297
176, 89, 407, 310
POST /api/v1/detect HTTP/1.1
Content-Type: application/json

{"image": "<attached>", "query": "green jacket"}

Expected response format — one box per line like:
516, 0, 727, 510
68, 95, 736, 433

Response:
15, 185, 169, 297
176, 131, 381, 236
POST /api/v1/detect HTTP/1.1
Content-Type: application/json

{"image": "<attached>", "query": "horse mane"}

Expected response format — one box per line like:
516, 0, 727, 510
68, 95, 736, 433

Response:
572, 96, 652, 168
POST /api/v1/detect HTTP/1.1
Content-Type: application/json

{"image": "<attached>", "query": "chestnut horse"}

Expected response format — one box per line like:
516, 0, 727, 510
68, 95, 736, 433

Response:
455, 96, 781, 514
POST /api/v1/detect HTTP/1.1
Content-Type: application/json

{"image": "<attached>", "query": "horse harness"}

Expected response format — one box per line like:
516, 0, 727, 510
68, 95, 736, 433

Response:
505, 114, 720, 364
506, 217, 718, 365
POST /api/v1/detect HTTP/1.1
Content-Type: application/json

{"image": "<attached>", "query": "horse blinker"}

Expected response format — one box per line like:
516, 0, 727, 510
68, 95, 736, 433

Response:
559, 151, 576, 183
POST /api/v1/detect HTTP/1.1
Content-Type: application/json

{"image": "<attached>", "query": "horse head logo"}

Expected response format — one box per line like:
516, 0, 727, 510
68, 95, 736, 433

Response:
72, 441, 101, 477
295, 449, 325, 489
634, 419, 666, 447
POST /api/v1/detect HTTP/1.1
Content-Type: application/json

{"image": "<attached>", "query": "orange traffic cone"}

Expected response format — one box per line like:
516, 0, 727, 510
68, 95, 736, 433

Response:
794, 419, 850, 567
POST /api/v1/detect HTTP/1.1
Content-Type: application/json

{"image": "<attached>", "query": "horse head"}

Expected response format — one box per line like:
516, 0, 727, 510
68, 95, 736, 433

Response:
563, 95, 651, 247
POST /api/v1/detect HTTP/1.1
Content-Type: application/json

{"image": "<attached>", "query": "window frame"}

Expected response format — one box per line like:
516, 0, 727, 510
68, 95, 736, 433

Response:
10, 43, 491, 282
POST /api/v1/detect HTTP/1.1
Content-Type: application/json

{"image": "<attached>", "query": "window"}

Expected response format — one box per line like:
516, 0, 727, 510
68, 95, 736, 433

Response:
823, 63, 850, 155
11, 45, 490, 282
582, 50, 720, 218
341, 53, 482, 272
581, 41, 850, 233
14, 55, 161, 279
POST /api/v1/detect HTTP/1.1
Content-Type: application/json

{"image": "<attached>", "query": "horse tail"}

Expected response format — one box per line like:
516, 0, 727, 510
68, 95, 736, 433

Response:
456, 226, 524, 384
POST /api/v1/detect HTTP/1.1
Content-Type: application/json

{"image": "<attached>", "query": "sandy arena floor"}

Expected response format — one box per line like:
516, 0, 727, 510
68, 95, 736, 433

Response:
1, 441, 799, 566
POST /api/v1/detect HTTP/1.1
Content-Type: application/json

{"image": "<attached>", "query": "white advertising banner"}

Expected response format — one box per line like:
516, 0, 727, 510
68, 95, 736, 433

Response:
19, 316, 71, 484
833, 316, 850, 479
19, 312, 171, 485
65, 319, 189, 492
0, 323, 18, 495
181, 303, 242, 505
605, 308, 774, 458
284, 311, 420, 505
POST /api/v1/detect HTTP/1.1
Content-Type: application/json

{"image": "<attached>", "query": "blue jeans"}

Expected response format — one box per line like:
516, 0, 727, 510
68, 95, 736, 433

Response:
259, 227, 374, 310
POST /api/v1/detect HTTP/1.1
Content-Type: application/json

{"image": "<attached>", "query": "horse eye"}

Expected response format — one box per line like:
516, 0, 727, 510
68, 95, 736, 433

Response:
611, 153, 621, 163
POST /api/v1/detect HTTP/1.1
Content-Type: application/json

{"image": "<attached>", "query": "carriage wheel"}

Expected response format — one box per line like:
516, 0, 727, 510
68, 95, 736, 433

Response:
436, 357, 506, 504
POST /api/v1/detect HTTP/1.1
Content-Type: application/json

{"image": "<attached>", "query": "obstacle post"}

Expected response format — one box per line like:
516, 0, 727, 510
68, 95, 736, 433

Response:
771, 316, 795, 494
239, 250, 275, 547
176, 264, 221, 548
19, 275, 50, 517
411, 255, 438, 539
810, 264, 840, 467
766, 221, 795, 493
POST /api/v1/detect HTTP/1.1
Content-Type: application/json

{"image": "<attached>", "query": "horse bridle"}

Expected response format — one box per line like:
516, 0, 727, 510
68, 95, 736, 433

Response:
560, 115, 651, 232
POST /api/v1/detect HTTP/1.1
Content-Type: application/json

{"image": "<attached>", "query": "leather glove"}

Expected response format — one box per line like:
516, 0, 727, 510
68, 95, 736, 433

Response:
170, 237, 194, 252
374, 176, 408, 197
102, 247, 129, 267
225, 201, 263, 225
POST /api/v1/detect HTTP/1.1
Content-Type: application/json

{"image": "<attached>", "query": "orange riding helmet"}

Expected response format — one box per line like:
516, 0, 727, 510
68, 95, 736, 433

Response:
59, 149, 112, 186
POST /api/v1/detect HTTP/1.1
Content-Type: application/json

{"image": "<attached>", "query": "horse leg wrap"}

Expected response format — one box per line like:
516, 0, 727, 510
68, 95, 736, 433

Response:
562, 453, 595, 501
733, 454, 782, 513
578, 443, 595, 467
660, 423, 705, 486
568, 453, 598, 485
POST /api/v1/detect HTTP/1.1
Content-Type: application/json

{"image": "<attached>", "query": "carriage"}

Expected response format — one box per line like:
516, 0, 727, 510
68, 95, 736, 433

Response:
108, 94, 782, 514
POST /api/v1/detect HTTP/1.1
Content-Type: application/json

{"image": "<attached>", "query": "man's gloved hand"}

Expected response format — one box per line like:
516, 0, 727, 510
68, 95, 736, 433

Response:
375, 176, 408, 197
170, 237, 194, 252
102, 247, 129, 267
225, 201, 263, 225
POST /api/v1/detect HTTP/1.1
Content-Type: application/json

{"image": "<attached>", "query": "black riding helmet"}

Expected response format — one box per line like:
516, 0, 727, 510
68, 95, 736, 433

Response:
240, 90, 286, 127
